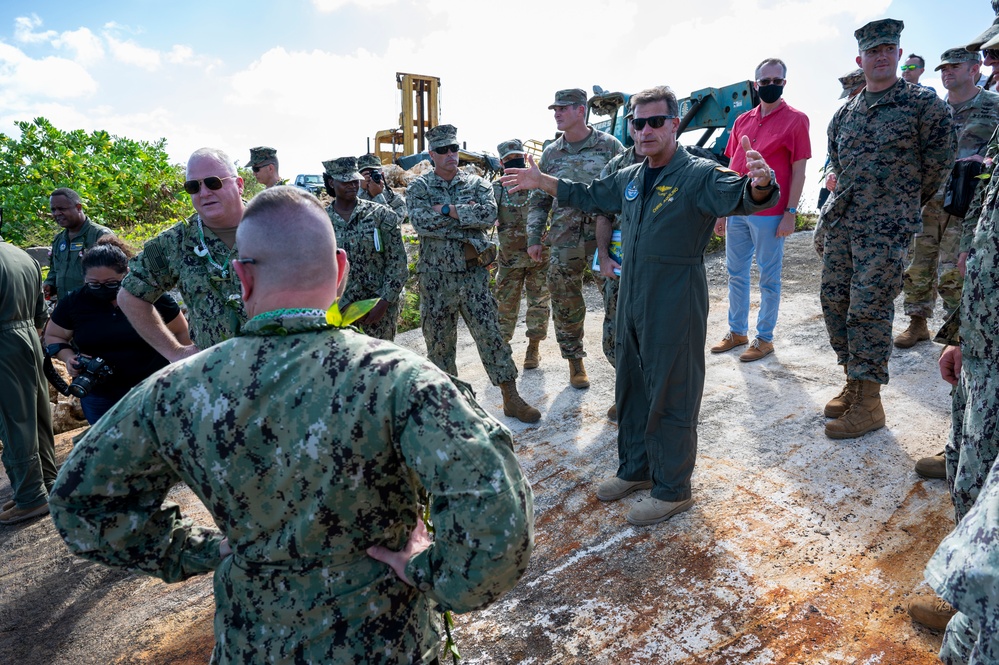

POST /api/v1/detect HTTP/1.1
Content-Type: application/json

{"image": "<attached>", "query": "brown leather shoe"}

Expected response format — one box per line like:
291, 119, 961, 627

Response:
711, 332, 749, 354
568, 358, 589, 389
500, 381, 541, 423
523, 339, 541, 370
894, 316, 930, 348
915, 452, 946, 479
907, 594, 956, 631
1, 500, 14, 512
825, 380, 885, 439
607, 403, 617, 421
740, 338, 774, 362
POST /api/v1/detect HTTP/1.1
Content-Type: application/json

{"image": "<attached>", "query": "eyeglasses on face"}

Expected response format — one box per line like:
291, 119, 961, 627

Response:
183, 175, 237, 195
629, 115, 675, 131
433, 144, 460, 155
900, 64, 920, 71
757, 77, 785, 86
85, 280, 122, 289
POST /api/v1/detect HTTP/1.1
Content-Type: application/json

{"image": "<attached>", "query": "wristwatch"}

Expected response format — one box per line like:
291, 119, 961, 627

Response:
785, 207, 798, 214
754, 169, 777, 191
441, 204, 451, 216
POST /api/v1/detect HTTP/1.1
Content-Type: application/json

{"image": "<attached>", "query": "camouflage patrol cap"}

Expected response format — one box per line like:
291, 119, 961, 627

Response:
967, 16, 999, 52
854, 18, 904, 51
838, 68, 866, 99
322, 156, 363, 182
357, 154, 382, 171
935, 47, 981, 71
981, 28, 999, 52
497, 139, 526, 159
547, 88, 587, 109
426, 124, 458, 150
245, 146, 277, 168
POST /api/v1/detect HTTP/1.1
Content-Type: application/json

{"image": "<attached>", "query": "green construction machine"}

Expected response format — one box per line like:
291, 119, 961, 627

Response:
586, 81, 759, 165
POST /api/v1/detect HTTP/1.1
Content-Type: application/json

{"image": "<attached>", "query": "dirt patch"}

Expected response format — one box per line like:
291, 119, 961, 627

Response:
1, 232, 952, 663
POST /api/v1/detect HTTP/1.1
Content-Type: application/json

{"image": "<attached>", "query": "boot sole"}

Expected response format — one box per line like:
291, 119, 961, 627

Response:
505, 408, 541, 424
825, 422, 885, 440
893, 335, 930, 349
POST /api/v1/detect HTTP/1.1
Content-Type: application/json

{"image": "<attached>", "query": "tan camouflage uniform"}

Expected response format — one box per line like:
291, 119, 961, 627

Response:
48, 310, 534, 665
903, 85, 999, 320
528, 127, 623, 359
821, 77, 956, 383
327, 199, 408, 341
122, 212, 248, 348
493, 181, 550, 342
409, 169, 518, 384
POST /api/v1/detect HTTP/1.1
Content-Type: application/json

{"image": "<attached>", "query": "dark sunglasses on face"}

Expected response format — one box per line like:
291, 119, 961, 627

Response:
433, 144, 460, 155
183, 175, 236, 195
984, 49, 999, 60
629, 115, 675, 130
757, 77, 785, 86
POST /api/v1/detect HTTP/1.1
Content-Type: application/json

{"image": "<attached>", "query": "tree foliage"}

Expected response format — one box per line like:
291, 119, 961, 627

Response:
0, 117, 189, 246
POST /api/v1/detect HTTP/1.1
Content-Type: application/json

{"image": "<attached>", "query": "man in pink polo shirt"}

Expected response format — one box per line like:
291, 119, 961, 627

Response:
712, 57, 811, 361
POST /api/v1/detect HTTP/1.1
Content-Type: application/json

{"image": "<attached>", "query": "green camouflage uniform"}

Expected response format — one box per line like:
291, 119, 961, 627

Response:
492, 181, 550, 342
326, 199, 408, 341
597, 146, 640, 367
527, 127, 623, 359
0, 240, 57, 510
903, 87, 999, 320
43, 216, 113, 298
48, 310, 534, 665
820, 78, 956, 383
359, 187, 408, 224
408, 169, 518, 385
122, 213, 247, 349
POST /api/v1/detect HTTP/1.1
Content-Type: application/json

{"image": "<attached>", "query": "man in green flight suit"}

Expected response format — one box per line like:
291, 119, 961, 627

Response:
48, 186, 534, 665
501, 85, 778, 526
43, 187, 114, 301
0, 236, 57, 525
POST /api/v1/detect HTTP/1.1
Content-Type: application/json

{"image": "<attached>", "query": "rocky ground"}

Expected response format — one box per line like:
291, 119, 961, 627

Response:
0, 232, 954, 664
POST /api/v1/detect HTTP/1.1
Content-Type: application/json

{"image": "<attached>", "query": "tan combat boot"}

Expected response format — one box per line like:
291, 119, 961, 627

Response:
523, 339, 541, 370
500, 381, 541, 423
907, 594, 957, 631
915, 451, 946, 479
894, 316, 930, 348
607, 403, 618, 421
824, 378, 858, 418
568, 358, 589, 389
825, 380, 885, 439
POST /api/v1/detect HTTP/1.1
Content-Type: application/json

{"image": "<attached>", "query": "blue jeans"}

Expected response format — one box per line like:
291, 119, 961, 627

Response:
725, 215, 786, 343
81, 392, 124, 425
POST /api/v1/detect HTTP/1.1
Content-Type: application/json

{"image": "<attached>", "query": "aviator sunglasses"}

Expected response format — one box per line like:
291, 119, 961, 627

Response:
629, 115, 676, 131
183, 175, 237, 195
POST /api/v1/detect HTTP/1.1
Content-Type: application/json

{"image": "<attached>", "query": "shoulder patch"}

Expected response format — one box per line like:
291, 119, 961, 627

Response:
715, 167, 740, 175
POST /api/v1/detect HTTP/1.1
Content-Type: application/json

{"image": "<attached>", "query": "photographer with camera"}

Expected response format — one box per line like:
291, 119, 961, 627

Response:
43, 237, 190, 424
357, 153, 407, 224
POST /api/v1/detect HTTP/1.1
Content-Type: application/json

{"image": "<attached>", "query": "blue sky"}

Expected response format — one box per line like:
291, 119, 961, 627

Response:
1, 0, 996, 209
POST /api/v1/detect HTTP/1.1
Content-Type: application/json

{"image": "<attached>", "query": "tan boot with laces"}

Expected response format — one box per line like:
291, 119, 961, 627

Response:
894, 316, 930, 348
500, 381, 541, 423
568, 358, 589, 389
523, 339, 541, 370
825, 379, 885, 439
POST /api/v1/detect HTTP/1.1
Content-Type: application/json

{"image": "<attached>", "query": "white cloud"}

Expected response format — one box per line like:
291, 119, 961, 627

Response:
312, 0, 395, 11
104, 33, 161, 71
0, 42, 98, 100
13, 14, 56, 44
52, 27, 105, 65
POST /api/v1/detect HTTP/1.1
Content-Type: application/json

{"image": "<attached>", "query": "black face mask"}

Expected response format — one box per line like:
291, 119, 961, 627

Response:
503, 158, 526, 171
88, 284, 121, 302
758, 84, 784, 104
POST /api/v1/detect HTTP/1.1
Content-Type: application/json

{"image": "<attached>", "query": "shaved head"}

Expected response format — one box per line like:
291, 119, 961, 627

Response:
237, 186, 339, 297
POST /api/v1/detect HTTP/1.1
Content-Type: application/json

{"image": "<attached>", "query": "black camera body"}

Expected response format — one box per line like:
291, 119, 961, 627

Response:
370, 170, 383, 184
70, 356, 114, 398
